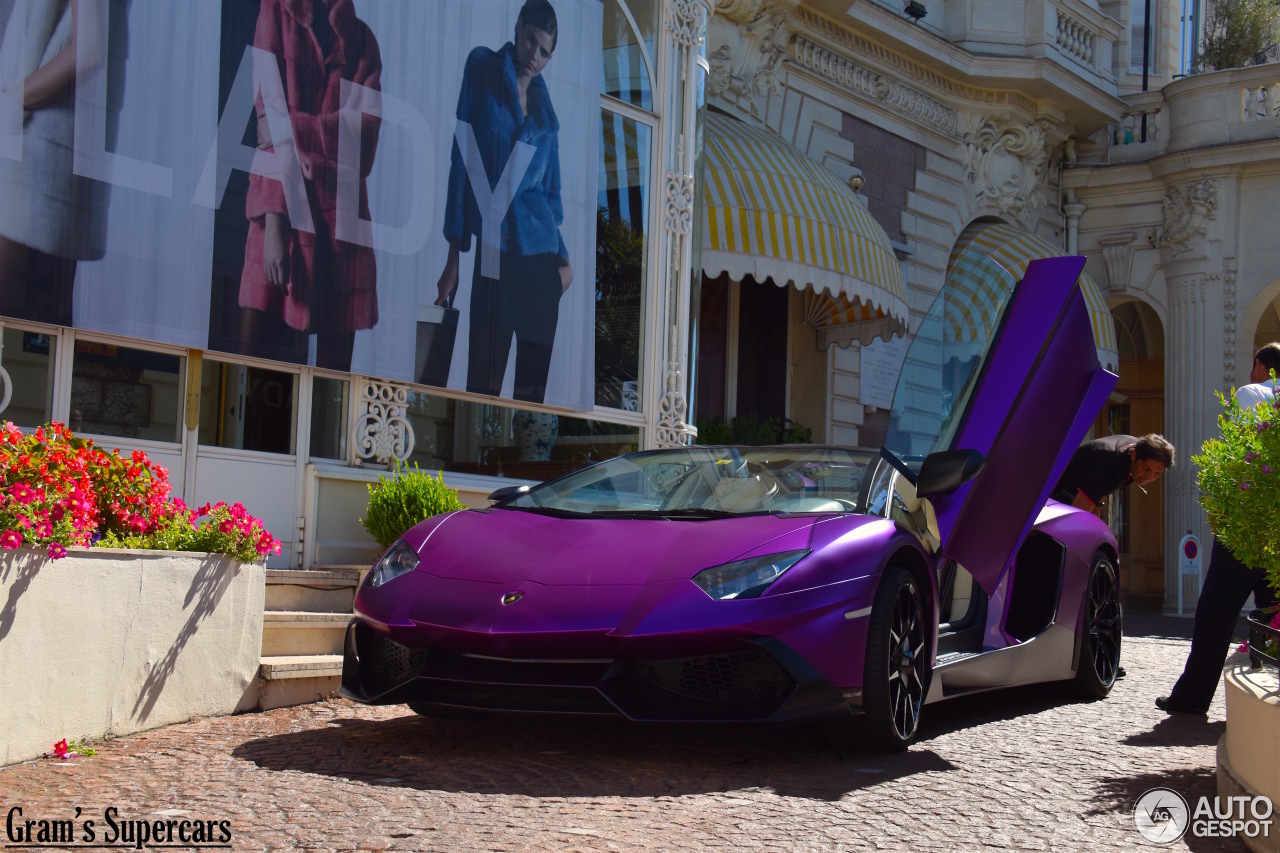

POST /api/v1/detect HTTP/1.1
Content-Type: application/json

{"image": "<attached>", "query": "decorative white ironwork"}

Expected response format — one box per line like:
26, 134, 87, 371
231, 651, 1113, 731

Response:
664, 172, 696, 236
0, 325, 11, 416
668, 0, 707, 48
355, 379, 415, 465
656, 367, 693, 447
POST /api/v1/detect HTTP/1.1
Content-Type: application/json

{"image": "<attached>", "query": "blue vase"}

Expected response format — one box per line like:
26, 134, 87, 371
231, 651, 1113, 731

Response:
513, 412, 558, 461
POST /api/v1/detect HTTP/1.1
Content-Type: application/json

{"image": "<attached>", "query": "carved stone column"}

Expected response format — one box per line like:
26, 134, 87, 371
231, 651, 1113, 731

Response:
646, 0, 712, 448
1163, 274, 1213, 612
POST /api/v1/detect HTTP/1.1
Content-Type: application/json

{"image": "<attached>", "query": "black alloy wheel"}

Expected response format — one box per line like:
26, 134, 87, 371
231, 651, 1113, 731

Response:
1075, 551, 1122, 699
862, 566, 929, 751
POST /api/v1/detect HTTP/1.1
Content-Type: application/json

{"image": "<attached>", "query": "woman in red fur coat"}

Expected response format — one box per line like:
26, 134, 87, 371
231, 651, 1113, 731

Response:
239, 0, 381, 371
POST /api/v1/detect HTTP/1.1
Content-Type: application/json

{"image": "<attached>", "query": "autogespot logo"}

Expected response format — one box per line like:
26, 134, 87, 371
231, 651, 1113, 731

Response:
1134, 788, 1190, 844
1133, 788, 1274, 843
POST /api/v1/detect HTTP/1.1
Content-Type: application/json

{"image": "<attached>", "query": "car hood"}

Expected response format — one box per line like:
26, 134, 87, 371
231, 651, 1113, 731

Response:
407, 507, 823, 586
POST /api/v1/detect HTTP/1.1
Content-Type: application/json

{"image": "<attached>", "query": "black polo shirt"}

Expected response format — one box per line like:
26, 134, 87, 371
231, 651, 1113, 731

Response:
1050, 434, 1135, 507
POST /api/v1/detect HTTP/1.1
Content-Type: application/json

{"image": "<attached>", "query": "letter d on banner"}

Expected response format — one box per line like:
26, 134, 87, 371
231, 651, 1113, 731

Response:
1178, 531, 1201, 615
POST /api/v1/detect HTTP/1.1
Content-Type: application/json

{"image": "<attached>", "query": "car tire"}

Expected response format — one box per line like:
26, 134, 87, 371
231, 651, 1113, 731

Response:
861, 565, 930, 752
1074, 551, 1122, 700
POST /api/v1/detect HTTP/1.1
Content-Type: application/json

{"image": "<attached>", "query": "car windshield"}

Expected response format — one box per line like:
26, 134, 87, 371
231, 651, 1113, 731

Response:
883, 240, 1021, 458
502, 446, 879, 517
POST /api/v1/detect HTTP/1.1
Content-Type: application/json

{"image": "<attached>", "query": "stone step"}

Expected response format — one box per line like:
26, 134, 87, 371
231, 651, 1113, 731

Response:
254, 655, 343, 712
259, 654, 344, 680
265, 568, 364, 613
261, 611, 352, 657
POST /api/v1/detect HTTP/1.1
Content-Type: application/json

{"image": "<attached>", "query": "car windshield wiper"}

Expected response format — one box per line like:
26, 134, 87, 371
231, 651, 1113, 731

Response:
590, 508, 778, 520
504, 505, 591, 518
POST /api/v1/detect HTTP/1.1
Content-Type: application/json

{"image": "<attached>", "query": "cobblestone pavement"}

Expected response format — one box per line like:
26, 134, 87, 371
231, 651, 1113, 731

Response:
0, 613, 1257, 852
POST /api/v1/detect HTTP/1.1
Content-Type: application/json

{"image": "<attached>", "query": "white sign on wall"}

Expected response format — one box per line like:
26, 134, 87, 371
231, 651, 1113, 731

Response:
859, 333, 909, 410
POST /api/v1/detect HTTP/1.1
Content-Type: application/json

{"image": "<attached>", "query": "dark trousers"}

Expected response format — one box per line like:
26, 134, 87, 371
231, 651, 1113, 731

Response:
1167, 537, 1277, 709
466, 252, 562, 404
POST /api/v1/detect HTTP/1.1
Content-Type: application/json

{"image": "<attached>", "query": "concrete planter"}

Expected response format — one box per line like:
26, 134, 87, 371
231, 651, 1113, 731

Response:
0, 547, 264, 766
1219, 660, 1280, 852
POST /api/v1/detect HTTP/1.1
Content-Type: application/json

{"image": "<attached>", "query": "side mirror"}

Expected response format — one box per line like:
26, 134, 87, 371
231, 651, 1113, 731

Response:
915, 449, 985, 499
487, 484, 530, 505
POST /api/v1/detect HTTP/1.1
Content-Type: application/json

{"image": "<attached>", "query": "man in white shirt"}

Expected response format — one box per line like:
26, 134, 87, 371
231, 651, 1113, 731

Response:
1235, 345, 1280, 410
1158, 342, 1280, 714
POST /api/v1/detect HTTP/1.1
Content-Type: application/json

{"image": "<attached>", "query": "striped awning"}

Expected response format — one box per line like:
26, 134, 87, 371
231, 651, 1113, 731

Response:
945, 222, 1119, 370
700, 112, 910, 347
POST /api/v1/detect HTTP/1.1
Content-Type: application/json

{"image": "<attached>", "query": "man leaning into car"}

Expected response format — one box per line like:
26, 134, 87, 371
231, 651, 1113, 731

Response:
1049, 433, 1175, 515
1049, 432, 1174, 681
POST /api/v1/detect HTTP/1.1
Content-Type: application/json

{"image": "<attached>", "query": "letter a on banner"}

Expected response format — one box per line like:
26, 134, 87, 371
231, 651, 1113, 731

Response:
193, 46, 314, 233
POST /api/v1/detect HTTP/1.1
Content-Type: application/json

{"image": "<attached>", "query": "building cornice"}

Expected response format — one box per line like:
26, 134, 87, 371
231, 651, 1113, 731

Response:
791, 5, 1126, 134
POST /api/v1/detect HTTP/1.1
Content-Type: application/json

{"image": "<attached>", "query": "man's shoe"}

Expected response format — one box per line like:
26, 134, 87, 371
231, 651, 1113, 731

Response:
1156, 696, 1208, 715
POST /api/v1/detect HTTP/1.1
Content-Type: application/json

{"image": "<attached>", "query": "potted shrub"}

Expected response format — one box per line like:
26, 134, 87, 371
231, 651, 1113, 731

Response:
360, 463, 465, 549
1195, 388, 1280, 831
0, 422, 282, 766
1195, 389, 1280, 589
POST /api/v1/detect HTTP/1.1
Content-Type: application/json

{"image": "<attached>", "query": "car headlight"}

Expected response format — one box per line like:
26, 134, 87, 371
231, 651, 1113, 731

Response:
691, 550, 811, 600
366, 539, 420, 588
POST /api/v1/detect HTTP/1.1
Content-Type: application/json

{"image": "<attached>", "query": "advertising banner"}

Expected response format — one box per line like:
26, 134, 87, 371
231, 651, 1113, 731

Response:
0, 0, 601, 410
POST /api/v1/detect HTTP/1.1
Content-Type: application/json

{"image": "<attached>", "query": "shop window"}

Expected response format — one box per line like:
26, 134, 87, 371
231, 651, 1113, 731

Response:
694, 276, 787, 435
602, 0, 656, 108
399, 390, 638, 483
198, 361, 296, 454
735, 278, 787, 424
70, 340, 184, 443
310, 376, 348, 461
596, 110, 650, 410
696, 275, 729, 424
1129, 0, 1155, 73
0, 327, 55, 429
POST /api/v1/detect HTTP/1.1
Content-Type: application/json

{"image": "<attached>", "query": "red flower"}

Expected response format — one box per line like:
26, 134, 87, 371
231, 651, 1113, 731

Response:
52, 739, 68, 758
0, 530, 21, 550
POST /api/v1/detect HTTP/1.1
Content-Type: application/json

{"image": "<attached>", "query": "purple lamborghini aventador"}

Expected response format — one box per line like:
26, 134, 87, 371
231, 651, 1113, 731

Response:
341, 255, 1121, 751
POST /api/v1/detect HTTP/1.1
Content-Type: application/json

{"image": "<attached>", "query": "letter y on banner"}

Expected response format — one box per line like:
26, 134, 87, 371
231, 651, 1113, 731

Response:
454, 120, 534, 279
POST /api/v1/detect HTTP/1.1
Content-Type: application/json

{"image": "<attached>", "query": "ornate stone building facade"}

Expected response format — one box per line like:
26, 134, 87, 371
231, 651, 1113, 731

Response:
1, 0, 1276, 616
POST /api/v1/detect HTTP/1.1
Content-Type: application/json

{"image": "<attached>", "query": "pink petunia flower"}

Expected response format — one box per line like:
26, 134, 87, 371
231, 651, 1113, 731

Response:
9, 483, 36, 505
47, 543, 67, 560
0, 530, 21, 549
52, 739, 68, 758
1238, 641, 1250, 654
